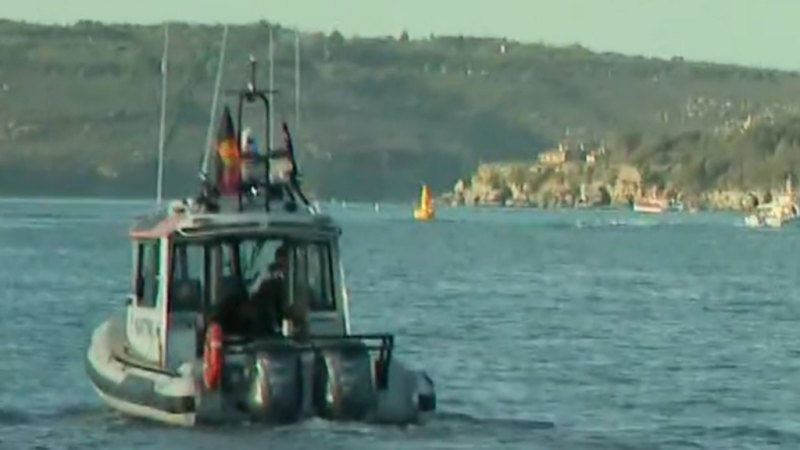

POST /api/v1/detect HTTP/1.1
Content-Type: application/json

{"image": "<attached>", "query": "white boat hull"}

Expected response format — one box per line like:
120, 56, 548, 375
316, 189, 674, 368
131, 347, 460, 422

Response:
91, 384, 196, 427
745, 214, 797, 228
86, 317, 436, 427
744, 214, 763, 228
744, 203, 799, 228
85, 319, 198, 426
633, 204, 665, 214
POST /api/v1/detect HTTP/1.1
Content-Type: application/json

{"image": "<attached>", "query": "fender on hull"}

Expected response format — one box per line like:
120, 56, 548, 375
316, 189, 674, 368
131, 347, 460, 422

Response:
370, 360, 436, 424
85, 320, 197, 426
90, 384, 196, 427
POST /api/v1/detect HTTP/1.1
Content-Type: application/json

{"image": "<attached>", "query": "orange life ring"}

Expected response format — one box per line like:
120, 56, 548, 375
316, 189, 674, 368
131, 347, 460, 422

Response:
203, 322, 223, 390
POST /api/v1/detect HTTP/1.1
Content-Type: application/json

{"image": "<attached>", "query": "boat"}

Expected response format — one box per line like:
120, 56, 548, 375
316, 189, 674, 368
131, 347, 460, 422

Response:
744, 176, 799, 228
632, 186, 680, 213
85, 33, 435, 427
632, 198, 668, 214
413, 184, 435, 220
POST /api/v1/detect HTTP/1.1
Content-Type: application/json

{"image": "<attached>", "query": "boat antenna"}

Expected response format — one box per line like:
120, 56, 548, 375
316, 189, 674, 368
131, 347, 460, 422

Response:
268, 24, 275, 151
200, 24, 230, 181
294, 29, 300, 133
155, 22, 169, 207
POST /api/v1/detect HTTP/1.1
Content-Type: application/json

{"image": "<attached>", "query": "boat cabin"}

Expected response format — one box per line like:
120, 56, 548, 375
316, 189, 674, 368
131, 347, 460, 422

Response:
124, 204, 350, 372
118, 57, 361, 373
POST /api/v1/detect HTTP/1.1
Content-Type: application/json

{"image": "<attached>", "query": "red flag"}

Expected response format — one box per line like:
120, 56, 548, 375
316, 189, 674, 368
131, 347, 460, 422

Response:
215, 106, 240, 194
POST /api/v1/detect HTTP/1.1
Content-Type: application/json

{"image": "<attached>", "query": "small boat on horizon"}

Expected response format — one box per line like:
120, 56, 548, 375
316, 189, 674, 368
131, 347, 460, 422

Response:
413, 184, 435, 221
744, 175, 799, 228
632, 197, 668, 214
632, 186, 682, 214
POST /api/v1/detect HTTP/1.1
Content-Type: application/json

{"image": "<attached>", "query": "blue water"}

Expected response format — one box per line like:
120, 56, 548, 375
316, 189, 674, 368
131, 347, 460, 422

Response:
1, 198, 800, 449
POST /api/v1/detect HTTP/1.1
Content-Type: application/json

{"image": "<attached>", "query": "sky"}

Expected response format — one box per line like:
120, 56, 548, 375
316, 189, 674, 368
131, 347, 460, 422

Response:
5, 0, 800, 71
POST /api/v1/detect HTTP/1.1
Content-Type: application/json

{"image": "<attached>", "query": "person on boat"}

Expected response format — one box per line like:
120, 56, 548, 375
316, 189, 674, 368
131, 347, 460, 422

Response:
240, 127, 260, 189
248, 244, 287, 295
245, 244, 289, 335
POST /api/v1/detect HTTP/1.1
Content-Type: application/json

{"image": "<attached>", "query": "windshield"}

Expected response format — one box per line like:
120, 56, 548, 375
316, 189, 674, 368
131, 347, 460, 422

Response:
292, 242, 336, 311
239, 237, 337, 311
239, 238, 283, 286
169, 236, 336, 313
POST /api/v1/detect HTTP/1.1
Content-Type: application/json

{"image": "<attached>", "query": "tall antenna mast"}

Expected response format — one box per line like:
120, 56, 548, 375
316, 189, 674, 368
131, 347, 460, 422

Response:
200, 24, 230, 180
268, 24, 275, 150
294, 29, 300, 132
156, 23, 169, 207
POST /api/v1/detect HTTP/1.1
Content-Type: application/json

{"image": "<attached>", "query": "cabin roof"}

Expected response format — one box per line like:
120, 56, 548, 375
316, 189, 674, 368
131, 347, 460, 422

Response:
129, 200, 339, 241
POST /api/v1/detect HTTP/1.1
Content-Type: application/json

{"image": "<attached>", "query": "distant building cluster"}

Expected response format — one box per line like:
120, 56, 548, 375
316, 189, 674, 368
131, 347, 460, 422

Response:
537, 140, 606, 168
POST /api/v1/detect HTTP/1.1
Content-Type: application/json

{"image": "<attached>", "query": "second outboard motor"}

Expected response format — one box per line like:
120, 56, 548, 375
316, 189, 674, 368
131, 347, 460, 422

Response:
313, 342, 376, 421
239, 345, 303, 424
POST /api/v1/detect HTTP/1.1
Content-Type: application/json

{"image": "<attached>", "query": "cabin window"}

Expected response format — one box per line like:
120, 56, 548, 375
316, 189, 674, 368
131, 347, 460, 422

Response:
293, 242, 335, 311
136, 240, 161, 308
169, 243, 205, 312
222, 241, 243, 280
240, 238, 285, 288
207, 241, 248, 305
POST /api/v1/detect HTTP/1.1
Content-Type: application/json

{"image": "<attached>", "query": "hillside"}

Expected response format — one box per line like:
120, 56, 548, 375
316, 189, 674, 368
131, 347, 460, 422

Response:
442, 116, 800, 211
1, 20, 800, 200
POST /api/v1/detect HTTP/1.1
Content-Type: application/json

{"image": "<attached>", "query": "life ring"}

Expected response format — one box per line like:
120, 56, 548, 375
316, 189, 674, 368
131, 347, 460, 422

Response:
203, 322, 223, 390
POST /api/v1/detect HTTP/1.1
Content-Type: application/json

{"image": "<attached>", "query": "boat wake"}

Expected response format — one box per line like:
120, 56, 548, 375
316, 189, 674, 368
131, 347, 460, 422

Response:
9, 403, 555, 433
571, 218, 691, 229
432, 410, 556, 430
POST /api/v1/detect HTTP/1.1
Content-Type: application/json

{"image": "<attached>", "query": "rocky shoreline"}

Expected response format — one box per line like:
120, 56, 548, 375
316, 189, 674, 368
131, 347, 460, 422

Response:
439, 161, 774, 212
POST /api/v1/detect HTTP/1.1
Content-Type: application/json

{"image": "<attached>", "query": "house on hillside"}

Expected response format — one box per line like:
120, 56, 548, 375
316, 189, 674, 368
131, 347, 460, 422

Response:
585, 143, 607, 165
538, 142, 578, 167
539, 140, 606, 168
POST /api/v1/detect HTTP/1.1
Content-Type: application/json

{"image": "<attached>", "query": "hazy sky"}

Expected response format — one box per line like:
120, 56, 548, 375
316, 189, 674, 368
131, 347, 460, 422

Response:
6, 0, 800, 70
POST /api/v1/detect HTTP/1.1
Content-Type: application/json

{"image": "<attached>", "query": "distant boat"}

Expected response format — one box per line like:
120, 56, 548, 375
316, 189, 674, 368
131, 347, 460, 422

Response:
632, 198, 668, 213
413, 184, 435, 221
744, 175, 799, 228
632, 186, 680, 213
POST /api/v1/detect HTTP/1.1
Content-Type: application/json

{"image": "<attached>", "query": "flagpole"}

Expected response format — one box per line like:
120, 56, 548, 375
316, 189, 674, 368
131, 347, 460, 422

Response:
268, 24, 275, 151
200, 24, 229, 180
156, 22, 169, 207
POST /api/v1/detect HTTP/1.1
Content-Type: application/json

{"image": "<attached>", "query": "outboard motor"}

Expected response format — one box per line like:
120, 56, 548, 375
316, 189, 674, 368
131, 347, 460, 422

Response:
313, 342, 377, 421
237, 344, 303, 423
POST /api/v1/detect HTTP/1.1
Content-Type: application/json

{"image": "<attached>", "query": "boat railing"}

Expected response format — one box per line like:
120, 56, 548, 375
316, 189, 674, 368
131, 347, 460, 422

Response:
197, 58, 312, 216
175, 223, 339, 240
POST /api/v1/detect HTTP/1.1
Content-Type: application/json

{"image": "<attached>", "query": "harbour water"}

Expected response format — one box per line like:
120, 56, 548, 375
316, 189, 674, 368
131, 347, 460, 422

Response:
1, 198, 799, 449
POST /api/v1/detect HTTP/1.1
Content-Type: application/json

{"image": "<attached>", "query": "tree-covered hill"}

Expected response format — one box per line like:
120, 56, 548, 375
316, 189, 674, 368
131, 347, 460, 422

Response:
1, 20, 799, 200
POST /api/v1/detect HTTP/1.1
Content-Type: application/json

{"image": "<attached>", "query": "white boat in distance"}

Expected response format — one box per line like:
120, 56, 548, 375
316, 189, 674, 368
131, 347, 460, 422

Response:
744, 176, 799, 228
